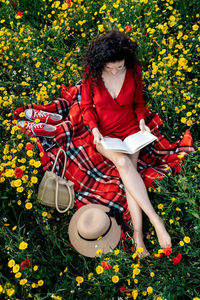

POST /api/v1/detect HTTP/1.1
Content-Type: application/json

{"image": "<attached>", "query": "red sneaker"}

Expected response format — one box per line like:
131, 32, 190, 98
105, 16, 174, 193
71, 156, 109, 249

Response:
24, 109, 62, 125
17, 121, 57, 138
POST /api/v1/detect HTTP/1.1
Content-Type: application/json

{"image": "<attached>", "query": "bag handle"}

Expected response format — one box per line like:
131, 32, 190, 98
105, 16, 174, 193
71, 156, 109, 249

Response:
54, 177, 74, 213
51, 148, 67, 178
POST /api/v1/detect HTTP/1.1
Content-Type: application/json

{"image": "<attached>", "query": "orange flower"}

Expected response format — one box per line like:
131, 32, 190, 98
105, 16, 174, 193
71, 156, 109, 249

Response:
101, 260, 112, 270
125, 26, 132, 33
17, 12, 23, 18
26, 143, 33, 151
163, 247, 172, 256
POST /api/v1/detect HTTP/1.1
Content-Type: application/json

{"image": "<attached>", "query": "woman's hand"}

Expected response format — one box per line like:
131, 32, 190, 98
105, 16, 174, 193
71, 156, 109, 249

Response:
92, 127, 104, 145
139, 119, 150, 133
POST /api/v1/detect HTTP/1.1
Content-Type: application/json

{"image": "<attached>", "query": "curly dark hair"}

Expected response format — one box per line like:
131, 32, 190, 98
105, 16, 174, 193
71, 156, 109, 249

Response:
82, 30, 139, 82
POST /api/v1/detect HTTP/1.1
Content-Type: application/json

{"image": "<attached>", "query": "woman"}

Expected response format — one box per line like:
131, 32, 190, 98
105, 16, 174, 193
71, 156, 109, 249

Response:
80, 29, 171, 256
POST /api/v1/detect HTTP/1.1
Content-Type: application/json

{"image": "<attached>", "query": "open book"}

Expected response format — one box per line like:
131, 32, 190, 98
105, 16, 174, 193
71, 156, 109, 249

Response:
100, 131, 157, 154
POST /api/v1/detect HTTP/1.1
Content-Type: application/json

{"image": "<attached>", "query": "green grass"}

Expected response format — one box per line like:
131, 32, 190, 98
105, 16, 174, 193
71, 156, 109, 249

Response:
0, 0, 200, 299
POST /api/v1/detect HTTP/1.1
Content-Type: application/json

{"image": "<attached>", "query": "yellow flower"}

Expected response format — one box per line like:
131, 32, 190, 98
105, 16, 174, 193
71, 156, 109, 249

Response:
179, 241, 184, 246
133, 268, 140, 275
35, 62, 41, 68
158, 204, 164, 210
96, 249, 102, 255
136, 247, 143, 253
192, 24, 199, 31
34, 161, 41, 168
147, 286, 153, 293
6, 288, 15, 297
76, 276, 84, 284
19, 241, 28, 250
25, 202, 33, 210
31, 176, 38, 183
96, 265, 104, 274
5, 169, 14, 177
33, 265, 38, 271
19, 278, 28, 285
42, 212, 48, 217
88, 272, 93, 280
98, 24, 104, 32
132, 290, 138, 299
32, 283, 38, 288
15, 272, 22, 278
12, 264, 20, 273
132, 253, 137, 259
35, 118, 40, 123
112, 275, 119, 283
114, 249, 120, 255
19, 112, 25, 117
0, 285, 4, 293
8, 259, 15, 268
38, 280, 44, 286
150, 272, 155, 277
61, 2, 68, 10
17, 187, 24, 193
184, 236, 190, 243
27, 150, 33, 157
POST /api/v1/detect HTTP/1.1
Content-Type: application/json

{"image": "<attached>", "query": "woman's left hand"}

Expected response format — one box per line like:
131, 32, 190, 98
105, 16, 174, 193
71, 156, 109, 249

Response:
139, 119, 150, 133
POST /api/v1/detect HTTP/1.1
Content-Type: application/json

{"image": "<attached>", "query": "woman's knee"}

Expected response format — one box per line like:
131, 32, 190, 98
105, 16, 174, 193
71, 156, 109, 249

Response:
114, 154, 131, 169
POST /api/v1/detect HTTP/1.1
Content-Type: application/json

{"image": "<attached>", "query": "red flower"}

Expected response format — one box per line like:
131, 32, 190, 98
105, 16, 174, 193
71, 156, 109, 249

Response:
120, 286, 132, 298
14, 167, 23, 178
131, 246, 135, 252
66, 0, 71, 8
17, 11, 23, 18
163, 247, 172, 256
173, 253, 182, 265
11, 1, 17, 6
125, 26, 132, 33
153, 253, 163, 259
101, 260, 112, 270
20, 259, 33, 270
26, 143, 33, 150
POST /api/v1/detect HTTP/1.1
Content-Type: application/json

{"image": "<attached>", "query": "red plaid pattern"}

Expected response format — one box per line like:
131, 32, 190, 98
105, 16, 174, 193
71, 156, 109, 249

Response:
14, 84, 194, 217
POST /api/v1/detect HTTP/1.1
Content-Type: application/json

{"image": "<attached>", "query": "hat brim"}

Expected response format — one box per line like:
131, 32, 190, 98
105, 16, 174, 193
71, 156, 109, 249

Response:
68, 204, 121, 257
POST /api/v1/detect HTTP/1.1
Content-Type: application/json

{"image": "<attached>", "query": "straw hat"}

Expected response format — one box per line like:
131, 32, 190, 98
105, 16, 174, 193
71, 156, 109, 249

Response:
68, 204, 121, 257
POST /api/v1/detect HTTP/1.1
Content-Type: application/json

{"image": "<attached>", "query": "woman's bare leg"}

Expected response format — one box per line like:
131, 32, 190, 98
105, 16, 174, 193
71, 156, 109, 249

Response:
96, 144, 171, 249
126, 190, 150, 257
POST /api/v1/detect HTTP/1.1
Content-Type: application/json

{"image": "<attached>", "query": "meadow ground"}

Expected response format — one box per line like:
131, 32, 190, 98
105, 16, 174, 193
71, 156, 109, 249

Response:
0, 0, 200, 299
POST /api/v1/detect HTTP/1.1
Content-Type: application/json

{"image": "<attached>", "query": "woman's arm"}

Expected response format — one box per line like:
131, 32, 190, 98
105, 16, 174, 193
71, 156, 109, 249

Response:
80, 74, 98, 131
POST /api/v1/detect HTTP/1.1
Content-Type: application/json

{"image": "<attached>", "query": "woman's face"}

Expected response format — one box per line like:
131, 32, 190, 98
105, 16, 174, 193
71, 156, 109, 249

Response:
103, 60, 125, 76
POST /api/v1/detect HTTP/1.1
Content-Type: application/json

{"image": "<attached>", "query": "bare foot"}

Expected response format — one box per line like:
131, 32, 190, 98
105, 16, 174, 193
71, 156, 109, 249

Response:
134, 233, 150, 258
150, 215, 172, 249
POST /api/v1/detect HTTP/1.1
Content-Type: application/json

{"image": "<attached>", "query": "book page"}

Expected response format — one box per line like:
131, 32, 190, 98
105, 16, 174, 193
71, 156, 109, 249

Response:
124, 131, 157, 153
100, 137, 130, 153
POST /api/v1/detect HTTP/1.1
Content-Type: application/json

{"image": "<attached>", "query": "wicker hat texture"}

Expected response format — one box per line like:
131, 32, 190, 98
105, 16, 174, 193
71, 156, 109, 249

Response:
68, 204, 121, 257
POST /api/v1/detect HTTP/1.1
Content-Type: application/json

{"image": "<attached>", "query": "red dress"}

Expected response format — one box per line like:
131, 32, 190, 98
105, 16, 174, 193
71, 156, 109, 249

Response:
80, 65, 149, 140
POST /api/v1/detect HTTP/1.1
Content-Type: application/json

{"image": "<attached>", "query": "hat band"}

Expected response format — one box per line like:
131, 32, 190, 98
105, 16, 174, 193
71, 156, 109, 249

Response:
78, 216, 112, 241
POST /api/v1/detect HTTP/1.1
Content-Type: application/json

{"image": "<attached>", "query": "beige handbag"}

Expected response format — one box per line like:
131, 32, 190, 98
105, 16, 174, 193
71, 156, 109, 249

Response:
37, 148, 75, 213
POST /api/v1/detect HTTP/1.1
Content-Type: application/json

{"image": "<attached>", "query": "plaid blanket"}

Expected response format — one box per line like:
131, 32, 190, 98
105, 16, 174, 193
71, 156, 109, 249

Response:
14, 84, 194, 217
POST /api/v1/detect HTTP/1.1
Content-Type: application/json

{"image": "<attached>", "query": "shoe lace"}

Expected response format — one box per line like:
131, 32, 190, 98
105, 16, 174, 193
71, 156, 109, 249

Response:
26, 122, 43, 135
33, 110, 49, 122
